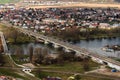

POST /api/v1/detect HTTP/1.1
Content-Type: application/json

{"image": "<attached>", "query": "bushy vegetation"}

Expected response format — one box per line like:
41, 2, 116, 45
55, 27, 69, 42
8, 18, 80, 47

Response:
0, 54, 5, 66
0, 38, 3, 53
3, 27, 35, 44
48, 27, 120, 42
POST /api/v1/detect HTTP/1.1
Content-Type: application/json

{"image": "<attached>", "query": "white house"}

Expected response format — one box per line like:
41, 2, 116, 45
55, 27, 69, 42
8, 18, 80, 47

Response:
22, 68, 32, 72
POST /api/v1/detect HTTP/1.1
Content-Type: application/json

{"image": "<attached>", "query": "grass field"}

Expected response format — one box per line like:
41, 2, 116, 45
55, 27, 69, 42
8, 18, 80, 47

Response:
33, 71, 113, 80
0, 68, 29, 80
0, 0, 20, 4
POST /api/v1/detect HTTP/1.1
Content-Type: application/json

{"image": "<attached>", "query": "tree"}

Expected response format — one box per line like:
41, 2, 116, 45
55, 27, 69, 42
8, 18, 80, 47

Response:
42, 56, 53, 65
28, 45, 33, 63
14, 47, 24, 60
10, 28, 19, 43
82, 58, 90, 71
57, 51, 75, 61
0, 54, 5, 66
32, 47, 43, 64
74, 74, 81, 80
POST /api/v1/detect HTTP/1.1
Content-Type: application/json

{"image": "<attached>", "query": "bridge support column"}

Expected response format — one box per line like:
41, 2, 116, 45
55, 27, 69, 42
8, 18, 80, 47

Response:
65, 48, 71, 53
44, 40, 49, 44
91, 57, 103, 64
53, 44, 60, 48
75, 52, 83, 57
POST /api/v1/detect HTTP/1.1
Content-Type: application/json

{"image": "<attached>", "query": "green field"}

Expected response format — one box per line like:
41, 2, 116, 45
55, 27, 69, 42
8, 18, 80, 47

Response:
0, 0, 20, 4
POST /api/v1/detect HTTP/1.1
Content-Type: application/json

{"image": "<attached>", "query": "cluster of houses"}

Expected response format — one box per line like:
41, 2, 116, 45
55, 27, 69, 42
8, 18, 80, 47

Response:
0, 4, 15, 10
0, 8, 120, 34
0, 76, 16, 80
0, 76, 7, 80
81, 21, 120, 29
22, 0, 116, 6
22, 0, 79, 6
23, 0, 57, 5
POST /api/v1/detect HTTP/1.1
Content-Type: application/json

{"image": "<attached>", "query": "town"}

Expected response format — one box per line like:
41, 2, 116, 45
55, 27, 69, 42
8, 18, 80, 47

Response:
0, 8, 120, 41
0, 0, 120, 80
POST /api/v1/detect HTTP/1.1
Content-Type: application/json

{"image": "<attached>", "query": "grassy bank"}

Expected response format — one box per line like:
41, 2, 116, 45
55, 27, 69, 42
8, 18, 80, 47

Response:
33, 71, 112, 80
11, 55, 29, 65
0, 68, 28, 80
37, 59, 100, 73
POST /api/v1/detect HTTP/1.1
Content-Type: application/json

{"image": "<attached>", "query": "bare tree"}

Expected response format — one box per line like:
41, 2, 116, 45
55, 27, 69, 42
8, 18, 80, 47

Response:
82, 58, 90, 71
0, 54, 5, 66
28, 45, 33, 63
14, 47, 24, 59
32, 47, 43, 64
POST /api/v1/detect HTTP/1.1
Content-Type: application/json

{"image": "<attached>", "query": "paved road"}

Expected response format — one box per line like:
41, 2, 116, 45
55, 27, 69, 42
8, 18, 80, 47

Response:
0, 32, 8, 53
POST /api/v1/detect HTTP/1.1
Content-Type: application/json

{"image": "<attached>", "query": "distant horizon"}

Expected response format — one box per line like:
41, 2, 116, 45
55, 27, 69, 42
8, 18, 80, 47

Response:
0, 0, 120, 4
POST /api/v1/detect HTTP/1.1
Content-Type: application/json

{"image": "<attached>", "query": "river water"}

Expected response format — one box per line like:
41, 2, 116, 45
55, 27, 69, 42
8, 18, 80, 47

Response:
75, 37, 120, 58
8, 37, 120, 58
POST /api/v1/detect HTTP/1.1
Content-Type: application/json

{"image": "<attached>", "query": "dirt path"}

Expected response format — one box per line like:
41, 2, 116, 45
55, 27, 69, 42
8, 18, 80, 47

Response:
27, 2, 120, 9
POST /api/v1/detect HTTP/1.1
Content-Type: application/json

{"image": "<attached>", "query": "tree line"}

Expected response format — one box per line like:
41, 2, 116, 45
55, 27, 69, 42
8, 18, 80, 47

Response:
47, 27, 120, 42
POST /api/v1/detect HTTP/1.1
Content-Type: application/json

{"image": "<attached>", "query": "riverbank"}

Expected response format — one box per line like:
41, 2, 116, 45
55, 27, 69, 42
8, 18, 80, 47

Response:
47, 28, 120, 43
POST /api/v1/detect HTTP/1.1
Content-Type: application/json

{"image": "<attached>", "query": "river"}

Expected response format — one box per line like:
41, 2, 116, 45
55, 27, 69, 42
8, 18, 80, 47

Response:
8, 37, 120, 58
75, 37, 120, 58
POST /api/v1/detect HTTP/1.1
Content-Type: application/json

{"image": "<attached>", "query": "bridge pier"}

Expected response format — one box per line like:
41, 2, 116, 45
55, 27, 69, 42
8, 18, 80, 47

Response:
91, 57, 103, 64
44, 40, 49, 44
64, 48, 71, 53
75, 51, 84, 56
53, 44, 60, 48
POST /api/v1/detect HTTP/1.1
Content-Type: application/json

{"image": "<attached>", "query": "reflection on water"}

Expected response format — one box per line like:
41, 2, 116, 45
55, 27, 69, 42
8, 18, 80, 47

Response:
8, 43, 57, 55
75, 37, 120, 58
